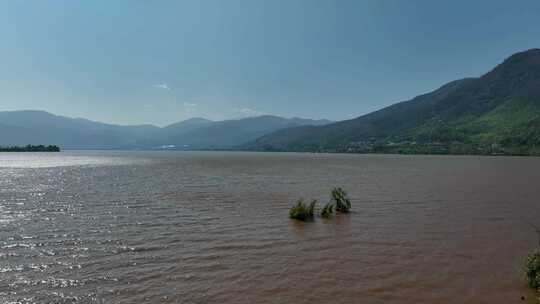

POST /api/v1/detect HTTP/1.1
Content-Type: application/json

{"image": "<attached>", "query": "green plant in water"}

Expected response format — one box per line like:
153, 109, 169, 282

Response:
320, 202, 334, 218
525, 252, 540, 290
525, 225, 540, 291
331, 187, 351, 213
289, 199, 316, 221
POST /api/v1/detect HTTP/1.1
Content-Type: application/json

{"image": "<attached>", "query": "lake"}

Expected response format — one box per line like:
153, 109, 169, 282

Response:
1, 151, 539, 303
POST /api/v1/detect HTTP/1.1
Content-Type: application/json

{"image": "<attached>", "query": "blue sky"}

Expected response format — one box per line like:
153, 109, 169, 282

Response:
1, 0, 539, 126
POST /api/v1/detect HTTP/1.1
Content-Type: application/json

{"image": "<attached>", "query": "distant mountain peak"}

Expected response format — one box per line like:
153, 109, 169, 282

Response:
503, 48, 540, 62
490, 48, 540, 75
181, 117, 214, 123
164, 117, 214, 130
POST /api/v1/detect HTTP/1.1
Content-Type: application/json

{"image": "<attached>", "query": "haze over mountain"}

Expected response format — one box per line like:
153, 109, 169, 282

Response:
244, 49, 540, 155
159, 116, 331, 150
0, 110, 330, 150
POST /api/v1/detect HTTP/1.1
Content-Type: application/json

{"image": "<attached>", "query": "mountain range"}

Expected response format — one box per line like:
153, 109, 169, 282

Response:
2, 48, 540, 155
0, 111, 331, 150
244, 48, 540, 155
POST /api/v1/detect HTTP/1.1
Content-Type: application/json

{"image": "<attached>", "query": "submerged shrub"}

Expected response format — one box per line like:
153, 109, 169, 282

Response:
331, 187, 351, 213
320, 202, 334, 218
288, 188, 352, 221
289, 199, 316, 221
525, 252, 540, 290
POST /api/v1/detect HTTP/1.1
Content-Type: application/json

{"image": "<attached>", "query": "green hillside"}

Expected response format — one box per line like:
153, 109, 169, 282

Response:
244, 49, 540, 155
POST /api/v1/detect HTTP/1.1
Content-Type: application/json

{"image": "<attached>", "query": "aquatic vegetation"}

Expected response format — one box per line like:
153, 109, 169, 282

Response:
289, 199, 316, 221
525, 252, 540, 290
331, 187, 351, 213
320, 202, 334, 218
525, 225, 540, 291
289, 188, 351, 221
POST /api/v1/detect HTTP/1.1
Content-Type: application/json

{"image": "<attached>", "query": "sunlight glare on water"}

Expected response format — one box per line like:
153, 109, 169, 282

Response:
0, 151, 146, 168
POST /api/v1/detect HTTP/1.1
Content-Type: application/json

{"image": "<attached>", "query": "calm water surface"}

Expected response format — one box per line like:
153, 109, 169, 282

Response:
1, 151, 539, 303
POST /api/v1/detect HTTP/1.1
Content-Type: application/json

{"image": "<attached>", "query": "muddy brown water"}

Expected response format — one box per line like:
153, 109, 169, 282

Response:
1, 151, 539, 303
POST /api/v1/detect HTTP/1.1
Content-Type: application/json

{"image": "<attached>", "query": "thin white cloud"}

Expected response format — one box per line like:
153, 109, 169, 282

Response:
152, 83, 170, 90
183, 102, 197, 107
237, 107, 266, 117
